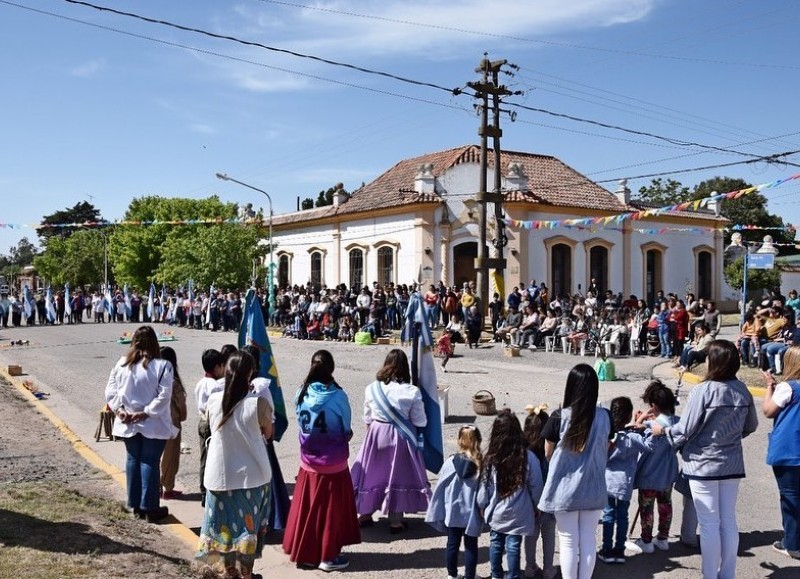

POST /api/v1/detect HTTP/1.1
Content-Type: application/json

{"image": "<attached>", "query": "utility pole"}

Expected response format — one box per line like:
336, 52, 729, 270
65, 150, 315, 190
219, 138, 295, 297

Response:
468, 56, 516, 316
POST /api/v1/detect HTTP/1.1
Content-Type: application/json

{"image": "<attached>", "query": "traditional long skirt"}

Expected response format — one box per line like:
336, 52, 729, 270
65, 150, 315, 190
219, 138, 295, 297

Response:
282, 466, 361, 565
196, 484, 271, 573
351, 421, 431, 515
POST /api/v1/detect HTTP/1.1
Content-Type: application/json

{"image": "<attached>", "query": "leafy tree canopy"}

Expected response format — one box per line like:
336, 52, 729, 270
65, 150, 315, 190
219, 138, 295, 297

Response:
723, 254, 781, 293
38, 202, 102, 245
636, 178, 691, 206
33, 229, 105, 288
315, 183, 349, 207
2, 237, 39, 268
108, 196, 263, 290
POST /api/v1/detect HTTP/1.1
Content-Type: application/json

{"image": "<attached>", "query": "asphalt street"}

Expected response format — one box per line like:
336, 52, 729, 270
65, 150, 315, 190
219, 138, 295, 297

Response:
1, 321, 797, 578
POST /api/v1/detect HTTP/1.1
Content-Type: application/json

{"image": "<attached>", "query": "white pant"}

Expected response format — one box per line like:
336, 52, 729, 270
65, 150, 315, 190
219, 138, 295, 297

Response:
554, 509, 601, 579
689, 478, 741, 579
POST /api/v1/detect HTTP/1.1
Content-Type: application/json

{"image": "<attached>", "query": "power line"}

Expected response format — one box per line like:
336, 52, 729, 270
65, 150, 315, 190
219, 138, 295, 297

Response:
253, 0, 800, 71
56, 0, 461, 95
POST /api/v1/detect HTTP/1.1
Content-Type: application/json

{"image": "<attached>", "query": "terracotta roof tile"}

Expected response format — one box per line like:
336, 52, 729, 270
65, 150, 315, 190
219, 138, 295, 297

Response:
272, 144, 715, 226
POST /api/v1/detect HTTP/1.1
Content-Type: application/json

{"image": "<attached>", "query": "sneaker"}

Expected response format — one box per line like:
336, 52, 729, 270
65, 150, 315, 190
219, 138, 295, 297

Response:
597, 550, 615, 564
653, 537, 670, 551
626, 538, 655, 554
319, 555, 350, 572
161, 489, 183, 500
773, 540, 800, 559
529, 345, 537, 351
612, 548, 626, 563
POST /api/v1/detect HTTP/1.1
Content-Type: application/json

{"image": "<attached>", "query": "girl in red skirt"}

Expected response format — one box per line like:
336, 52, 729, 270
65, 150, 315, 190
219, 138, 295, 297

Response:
282, 350, 361, 571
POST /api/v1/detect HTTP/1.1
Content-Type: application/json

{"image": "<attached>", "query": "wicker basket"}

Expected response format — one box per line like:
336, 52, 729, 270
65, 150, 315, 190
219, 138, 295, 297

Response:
472, 389, 497, 416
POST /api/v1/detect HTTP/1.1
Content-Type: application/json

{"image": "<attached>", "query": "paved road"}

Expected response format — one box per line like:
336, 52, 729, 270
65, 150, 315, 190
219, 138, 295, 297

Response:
1, 322, 797, 578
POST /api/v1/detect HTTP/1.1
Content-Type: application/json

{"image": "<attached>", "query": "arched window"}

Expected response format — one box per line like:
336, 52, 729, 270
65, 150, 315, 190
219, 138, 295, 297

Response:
278, 254, 290, 288
641, 242, 667, 307
551, 244, 572, 299
377, 246, 394, 286
349, 248, 364, 289
589, 246, 609, 296
310, 251, 322, 289
697, 249, 713, 300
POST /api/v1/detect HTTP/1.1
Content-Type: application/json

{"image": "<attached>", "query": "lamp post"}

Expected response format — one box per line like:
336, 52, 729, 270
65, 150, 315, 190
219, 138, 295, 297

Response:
215, 173, 275, 308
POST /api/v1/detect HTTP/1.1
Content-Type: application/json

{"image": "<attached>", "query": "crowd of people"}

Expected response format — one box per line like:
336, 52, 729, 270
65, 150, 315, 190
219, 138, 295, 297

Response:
103, 319, 800, 579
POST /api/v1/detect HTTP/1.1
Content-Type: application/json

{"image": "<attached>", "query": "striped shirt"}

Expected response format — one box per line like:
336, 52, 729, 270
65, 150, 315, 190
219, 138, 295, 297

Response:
666, 379, 758, 480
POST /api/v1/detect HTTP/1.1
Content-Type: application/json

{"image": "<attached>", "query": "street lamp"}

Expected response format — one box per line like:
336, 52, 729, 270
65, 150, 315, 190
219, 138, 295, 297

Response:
215, 173, 275, 308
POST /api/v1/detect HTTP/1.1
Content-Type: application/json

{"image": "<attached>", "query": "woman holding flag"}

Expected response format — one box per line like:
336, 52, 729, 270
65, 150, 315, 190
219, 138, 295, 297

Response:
351, 348, 431, 534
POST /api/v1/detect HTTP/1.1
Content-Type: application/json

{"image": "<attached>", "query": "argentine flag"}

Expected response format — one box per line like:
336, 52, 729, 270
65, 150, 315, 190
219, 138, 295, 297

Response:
64, 284, 72, 318
123, 284, 132, 320
405, 291, 443, 474
45, 287, 57, 323
103, 284, 114, 317
146, 283, 155, 321
204, 284, 216, 328
22, 285, 33, 321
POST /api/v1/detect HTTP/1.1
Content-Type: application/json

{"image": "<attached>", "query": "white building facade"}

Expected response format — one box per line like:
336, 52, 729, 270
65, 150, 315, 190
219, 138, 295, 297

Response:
271, 145, 726, 306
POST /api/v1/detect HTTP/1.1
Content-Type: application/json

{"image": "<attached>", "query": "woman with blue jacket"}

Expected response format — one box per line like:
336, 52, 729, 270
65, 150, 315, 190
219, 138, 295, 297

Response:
762, 345, 800, 560
652, 340, 758, 579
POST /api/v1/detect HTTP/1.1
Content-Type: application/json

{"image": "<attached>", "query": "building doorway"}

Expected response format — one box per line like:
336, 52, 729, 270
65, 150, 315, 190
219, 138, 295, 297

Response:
645, 249, 663, 307
551, 244, 572, 299
453, 242, 478, 289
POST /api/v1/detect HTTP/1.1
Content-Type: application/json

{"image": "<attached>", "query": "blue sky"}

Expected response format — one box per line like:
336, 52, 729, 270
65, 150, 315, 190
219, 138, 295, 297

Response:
2, 0, 799, 257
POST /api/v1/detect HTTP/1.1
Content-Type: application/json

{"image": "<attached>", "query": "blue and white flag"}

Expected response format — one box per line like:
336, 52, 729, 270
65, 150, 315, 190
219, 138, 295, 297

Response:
22, 285, 33, 320
239, 288, 288, 441
187, 279, 194, 303
159, 285, 167, 322
123, 284, 132, 320
64, 284, 72, 318
405, 291, 443, 474
103, 284, 114, 317
204, 284, 216, 327
146, 283, 155, 321
45, 287, 57, 323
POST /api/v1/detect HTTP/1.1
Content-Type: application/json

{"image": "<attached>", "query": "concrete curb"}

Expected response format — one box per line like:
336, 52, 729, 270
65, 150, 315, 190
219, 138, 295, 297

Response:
0, 366, 199, 551
668, 368, 766, 399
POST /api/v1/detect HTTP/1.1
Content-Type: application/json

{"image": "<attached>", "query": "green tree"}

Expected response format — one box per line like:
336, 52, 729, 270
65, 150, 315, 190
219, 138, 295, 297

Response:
636, 178, 691, 205
38, 202, 102, 245
314, 183, 349, 208
6, 237, 39, 267
108, 196, 262, 289
723, 255, 781, 294
693, 177, 795, 248
33, 229, 105, 288
301, 197, 314, 210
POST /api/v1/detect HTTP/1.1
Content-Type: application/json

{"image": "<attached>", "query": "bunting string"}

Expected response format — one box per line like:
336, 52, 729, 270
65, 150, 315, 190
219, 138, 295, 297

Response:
502, 173, 800, 231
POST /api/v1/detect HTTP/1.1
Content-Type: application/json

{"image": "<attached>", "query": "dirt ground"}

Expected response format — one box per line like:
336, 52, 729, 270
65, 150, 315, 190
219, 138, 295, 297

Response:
0, 378, 195, 579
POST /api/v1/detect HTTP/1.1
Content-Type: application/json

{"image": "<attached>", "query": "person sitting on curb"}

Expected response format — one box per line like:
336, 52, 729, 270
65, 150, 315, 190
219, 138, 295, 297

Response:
676, 322, 713, 372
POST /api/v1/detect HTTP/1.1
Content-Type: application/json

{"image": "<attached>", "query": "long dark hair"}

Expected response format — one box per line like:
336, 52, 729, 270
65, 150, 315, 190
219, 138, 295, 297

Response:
241, 344, 262, 376
610, 397, 633, 432
705, 340, 740, 382
297, 350, 339, 404
524, 405, 550, 461
123, 326, 160, 369
562, 364, 599, 453
217, 351, 255, 430
482, 409, 527, 499
376, 349, 411, 384
159, 346, 182, 386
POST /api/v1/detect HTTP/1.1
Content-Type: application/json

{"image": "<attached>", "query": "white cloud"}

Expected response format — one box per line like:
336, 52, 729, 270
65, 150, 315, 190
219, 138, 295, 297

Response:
236, 0, 659, 58
69, 59, 106, 78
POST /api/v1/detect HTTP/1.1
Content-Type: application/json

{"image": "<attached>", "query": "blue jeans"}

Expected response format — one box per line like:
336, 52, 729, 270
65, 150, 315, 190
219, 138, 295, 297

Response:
774, 465, 800, 552
489, 530, 522, 579
123, 434, 166, 511
602, 497, 630, 552
659, 330, 671, 357
446, 526, 478, 579
764, 342, 788, 373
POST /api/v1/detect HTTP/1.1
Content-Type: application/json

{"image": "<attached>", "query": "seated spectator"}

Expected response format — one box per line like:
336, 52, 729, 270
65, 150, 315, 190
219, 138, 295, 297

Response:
677, 322, 713, 372
537, 309, 557, 345
566, 317, 589, 355
338, 316, 354, 342
738, 312, 761, 367
494, 305, 522, 345
756, 305, 788, 368
763, 313, 796, 374
306, 315, 321, 340
515, 305, 540, 349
